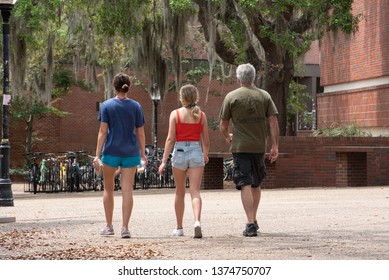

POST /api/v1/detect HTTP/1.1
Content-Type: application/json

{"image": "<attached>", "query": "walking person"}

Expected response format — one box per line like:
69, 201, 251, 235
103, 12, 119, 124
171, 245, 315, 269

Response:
93, 73, 147, 238
219, 63, 279, 237
158, 84, 210, 238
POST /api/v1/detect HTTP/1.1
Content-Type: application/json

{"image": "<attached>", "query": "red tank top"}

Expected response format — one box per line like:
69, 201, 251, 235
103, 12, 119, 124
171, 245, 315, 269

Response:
175, 110, 203, 142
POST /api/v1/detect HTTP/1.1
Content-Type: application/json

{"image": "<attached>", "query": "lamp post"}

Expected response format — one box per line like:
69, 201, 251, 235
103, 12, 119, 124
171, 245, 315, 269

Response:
151, 84, 161, 160
0, 0, 17, 208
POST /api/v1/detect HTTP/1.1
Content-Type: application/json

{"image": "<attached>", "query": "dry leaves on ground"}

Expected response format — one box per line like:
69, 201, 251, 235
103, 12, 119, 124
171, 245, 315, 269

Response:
0, 229, 162, 260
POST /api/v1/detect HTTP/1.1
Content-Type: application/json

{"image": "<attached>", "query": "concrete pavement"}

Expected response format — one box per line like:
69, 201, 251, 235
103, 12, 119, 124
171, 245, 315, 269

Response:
1, 183, 389, 259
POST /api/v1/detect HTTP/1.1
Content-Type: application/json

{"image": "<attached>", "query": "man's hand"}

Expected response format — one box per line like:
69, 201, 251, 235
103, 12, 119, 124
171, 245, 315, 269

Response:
268, 147, 278, 163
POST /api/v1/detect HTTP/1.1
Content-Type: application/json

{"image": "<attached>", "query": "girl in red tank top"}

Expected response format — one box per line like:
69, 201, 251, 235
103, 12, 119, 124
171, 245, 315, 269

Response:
158, 85, 210, 238
175, 110, 203, 142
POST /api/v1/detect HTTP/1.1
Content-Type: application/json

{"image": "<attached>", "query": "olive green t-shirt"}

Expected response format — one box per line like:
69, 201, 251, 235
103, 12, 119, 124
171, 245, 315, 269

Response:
219, 86, 278, 153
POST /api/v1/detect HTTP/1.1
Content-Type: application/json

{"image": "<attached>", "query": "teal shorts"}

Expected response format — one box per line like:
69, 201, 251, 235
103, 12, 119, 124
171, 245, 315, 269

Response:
102, 154, 140, 168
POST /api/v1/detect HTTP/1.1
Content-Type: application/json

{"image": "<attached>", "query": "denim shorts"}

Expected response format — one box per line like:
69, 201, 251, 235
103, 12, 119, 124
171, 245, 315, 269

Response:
172, 141, 205, 171
102, 154, 140, 168
232, 153, 266, 190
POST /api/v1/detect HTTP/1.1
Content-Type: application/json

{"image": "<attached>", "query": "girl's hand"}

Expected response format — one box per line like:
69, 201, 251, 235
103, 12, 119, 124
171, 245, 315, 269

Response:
141, 155, 148, 167
158, 162, 166, 175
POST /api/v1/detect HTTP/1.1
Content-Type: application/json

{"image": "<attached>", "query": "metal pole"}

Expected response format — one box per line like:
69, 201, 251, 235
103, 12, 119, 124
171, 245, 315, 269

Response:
0, 4, 14, 207
151, 83, 160, 161
153, 100, 158, 160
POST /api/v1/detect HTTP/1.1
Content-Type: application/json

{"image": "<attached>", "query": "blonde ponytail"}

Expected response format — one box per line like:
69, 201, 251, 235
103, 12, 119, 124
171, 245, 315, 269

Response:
179, 84, 201, 121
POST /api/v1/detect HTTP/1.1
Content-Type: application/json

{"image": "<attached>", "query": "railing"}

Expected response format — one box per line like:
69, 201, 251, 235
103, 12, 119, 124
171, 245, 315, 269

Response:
23, 148, 175, 193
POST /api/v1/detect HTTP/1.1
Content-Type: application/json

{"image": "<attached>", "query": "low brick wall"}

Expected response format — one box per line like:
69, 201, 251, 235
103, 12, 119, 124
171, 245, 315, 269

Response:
202, 153, 227, 190
265, 137, 389, 188
205, 137, 389, 189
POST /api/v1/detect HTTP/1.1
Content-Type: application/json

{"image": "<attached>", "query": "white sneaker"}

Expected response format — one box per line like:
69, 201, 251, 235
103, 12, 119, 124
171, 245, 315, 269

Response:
194, 221, 202, 238
172, 228, 184, 236
121, 228, 131, 239
99, 225, 114, 236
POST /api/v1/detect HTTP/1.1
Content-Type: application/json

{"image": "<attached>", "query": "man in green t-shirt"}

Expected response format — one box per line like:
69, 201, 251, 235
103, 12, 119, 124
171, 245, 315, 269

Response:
219, 63, 279, 237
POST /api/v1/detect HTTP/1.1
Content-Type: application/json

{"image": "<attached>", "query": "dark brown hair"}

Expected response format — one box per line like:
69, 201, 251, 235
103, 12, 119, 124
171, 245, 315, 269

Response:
113, 73, 131, 93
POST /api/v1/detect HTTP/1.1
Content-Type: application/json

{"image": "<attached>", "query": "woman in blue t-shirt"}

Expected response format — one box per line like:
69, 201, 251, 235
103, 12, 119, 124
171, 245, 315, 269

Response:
93, 73, 147, 239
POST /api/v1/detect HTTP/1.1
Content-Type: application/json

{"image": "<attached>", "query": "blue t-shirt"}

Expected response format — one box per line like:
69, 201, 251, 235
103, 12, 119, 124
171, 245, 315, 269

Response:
98, 97, 145, 157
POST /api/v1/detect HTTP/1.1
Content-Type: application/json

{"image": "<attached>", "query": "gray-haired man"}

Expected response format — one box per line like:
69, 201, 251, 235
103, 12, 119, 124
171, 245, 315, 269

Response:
219, 63, 279, 237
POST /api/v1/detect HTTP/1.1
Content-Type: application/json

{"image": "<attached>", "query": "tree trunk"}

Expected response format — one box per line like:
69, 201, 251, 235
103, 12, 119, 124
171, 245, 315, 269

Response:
261, 78, 289, 136
103, 64, 119, 100
10, 17, 29, 99
256, 48, 294, 136
45, 32, 55, 104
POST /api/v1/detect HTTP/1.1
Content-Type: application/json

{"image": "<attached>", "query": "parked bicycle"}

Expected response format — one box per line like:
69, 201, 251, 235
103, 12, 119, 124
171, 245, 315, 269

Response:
223, 158, 234, 181
39, 153, 61, 192
80, 155, 104, 191
23, 147, 180, 192
24, 152, 43, 194
141, 147, 163, 189
160, 153, 175, 188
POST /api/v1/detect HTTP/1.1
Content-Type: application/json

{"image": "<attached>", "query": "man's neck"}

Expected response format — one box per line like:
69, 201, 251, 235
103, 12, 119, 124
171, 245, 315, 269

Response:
241, 83, 253, 87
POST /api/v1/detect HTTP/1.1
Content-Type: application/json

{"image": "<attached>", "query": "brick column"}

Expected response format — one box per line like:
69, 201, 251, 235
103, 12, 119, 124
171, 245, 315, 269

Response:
202, 157, 224, 189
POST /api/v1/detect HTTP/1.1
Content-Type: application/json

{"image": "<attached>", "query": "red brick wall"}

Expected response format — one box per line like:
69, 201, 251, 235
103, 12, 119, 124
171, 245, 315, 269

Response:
318, 0, 389, 129
335, 152, 367, 187
317, 85, 389, 127
302, 40, 320, 65
320, 0, 389, 85
260, 136, 389, 188
203, 136, 389, 189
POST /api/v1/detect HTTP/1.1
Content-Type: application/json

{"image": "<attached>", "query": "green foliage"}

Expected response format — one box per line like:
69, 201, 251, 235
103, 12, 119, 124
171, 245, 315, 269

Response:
15, 0, 61, 29
95, 37, 127, 68
52, 69, 73, 97
207, 118, 220, 131
239, 0, 257, 9
11, 96, 69, 123
185, 62, 209, 84
169, 0, 195, 14
313, 122, 372, 137
327, 0, 363, 33
287, 81, 313, 134
287, 81, 311, 119
96, 0, 149, 36
242, 0, 362, 60
10, 168, 29, 176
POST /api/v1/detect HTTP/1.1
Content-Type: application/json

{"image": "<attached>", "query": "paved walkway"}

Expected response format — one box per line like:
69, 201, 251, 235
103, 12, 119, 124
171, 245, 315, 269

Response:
1, 183, 389, 260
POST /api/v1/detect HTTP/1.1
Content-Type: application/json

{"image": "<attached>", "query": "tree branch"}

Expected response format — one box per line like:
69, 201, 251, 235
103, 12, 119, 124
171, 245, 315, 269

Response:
194, 0, 237, 65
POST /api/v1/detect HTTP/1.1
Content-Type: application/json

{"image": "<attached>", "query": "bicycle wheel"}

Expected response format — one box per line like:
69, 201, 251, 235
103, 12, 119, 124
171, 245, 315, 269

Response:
52, 167, 61, 192
74, 168, 80, 191
139, 171, 146, 189
93, 172, 104, 191
80, 166, 90, 191
223, 163, 229, 180
32, 165, 39, 194
149, 167, 160, 188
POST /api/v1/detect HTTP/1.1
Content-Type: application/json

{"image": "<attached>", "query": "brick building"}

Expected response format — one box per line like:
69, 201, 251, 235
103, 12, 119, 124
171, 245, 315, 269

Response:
318, 0, 389, 136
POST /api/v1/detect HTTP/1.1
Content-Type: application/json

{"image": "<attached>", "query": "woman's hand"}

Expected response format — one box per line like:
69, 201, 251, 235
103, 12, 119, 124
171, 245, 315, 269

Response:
141, 155, 148, 167
93, 157, 103, 172
158, 162, 166, 175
